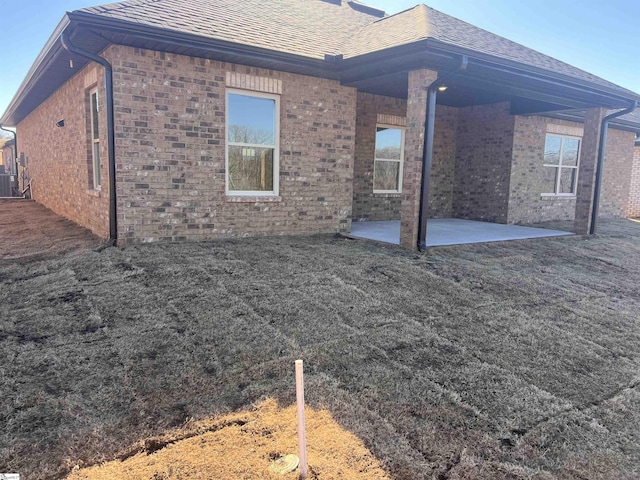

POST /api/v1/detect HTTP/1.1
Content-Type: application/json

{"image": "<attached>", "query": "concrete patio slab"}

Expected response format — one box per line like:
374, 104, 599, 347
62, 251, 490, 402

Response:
349, 218, 573, 246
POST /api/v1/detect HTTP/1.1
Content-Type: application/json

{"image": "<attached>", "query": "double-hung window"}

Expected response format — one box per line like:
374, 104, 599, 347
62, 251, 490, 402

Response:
226, 90, 279, 196
89, 88, 101, 189
373, 125, 404, 193
542, 134, 581, 196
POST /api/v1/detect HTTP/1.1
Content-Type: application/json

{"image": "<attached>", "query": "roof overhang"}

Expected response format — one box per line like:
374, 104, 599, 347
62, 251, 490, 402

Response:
3, 11, 640, 130
0, 12, 343, 126
339, 38, 640, 111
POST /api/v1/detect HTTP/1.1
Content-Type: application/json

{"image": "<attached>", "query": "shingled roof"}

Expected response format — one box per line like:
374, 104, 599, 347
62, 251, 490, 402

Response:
2, 0, 639, 128
78, 0, 384, 59
344, 4, 632, 94
75, 0, 638, 98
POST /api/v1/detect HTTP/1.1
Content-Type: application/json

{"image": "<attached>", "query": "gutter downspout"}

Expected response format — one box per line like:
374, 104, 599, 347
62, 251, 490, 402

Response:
61, 30, 118, 244
0, 125, 18, 194
590, 100, 637, 235
417, 55, 468, 251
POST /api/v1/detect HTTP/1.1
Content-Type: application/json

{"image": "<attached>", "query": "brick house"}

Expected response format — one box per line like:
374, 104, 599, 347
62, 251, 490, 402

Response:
632, 137, 640, 218
1, 0, 639, 249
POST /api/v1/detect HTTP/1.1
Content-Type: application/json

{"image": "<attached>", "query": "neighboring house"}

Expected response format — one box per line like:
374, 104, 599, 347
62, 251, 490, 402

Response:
0, 139, 6, 173
1, 0, 640, 249
1, 139, 16, 175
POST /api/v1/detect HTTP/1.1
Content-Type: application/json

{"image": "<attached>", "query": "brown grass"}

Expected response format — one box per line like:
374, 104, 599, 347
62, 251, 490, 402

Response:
1, 199, 640, 479
66, 399, 390, 480
0, 200, 102, 261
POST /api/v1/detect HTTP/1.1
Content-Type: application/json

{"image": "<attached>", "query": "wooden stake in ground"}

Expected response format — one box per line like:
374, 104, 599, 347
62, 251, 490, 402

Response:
295, 359, 308, 479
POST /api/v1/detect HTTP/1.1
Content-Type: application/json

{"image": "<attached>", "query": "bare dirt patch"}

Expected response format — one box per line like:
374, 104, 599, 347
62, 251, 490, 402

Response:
0, 199, 102, 261
1, 218, 640, 479
66, 398, 390, 480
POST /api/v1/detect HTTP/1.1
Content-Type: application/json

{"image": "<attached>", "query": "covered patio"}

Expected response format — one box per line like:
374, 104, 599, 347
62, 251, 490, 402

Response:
350, 219, 572, 247
343, 35, 636, 251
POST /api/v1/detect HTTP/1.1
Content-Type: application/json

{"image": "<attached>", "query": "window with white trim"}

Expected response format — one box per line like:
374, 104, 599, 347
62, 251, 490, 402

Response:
89, 88, 101, 189
226, 90, 279, 196
542, 134, 581, 196
373, 125, 405, 193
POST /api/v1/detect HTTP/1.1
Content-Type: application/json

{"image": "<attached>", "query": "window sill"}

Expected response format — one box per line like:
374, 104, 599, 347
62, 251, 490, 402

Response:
373, 191, 401, 196
225, 195, 282, 203
86, 189, 102, 198
540, 194, 576, 200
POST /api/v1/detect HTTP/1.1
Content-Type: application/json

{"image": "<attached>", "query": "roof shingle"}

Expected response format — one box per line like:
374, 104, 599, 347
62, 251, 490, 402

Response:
76, 0, 638, 98
78, 0, 382, 59
344, 4, 634, 94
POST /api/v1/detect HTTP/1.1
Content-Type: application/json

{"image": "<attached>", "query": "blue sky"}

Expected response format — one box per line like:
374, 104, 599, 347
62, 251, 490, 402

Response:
1, 0, 639, 122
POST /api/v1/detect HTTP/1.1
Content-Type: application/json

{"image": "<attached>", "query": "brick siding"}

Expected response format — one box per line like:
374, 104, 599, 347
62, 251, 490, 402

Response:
16, 64, 110, 237
452, 102, 514, 223
508, 117, 580, 224
14, 45, 638, 244
600, 128, 636, 218
352, 92, 458, 222
508, 115, 635, 224
400, 69, 437, 249
352, 92, 406, 221
629, 145, 640, 217
104, 46, 356, 244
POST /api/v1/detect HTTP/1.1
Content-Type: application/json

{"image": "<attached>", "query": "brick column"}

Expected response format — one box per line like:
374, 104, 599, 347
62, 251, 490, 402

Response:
574, 107, 606, 235
400, 69, 438, 250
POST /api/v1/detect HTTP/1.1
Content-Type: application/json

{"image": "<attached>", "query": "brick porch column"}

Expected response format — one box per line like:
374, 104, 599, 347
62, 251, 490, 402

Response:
399, 68, 438, 250
574, 107, 606, 235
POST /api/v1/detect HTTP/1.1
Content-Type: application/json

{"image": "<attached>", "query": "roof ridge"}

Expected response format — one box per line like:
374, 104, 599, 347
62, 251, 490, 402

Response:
338, 4, 429, 55
368, 4, 424, 25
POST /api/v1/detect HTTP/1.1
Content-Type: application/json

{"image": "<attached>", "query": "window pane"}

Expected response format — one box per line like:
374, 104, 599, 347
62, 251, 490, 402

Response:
93, 143, 101, 187
542, 166, 558, 194
228, 94, 275, 145
562, 138, 580, 167
544, 135, 561, 165
374, 160, 400, 191
91, 92, 99, 140
375, 127, 402, 160
558, 167, 576, 194
228, 146, 274, 191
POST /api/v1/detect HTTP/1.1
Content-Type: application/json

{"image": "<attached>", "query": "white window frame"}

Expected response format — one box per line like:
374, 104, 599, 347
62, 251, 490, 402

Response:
225, 88, 280, 197
541, 133, 581, 197
373, 124, 405, 194
89, 87, 101, 190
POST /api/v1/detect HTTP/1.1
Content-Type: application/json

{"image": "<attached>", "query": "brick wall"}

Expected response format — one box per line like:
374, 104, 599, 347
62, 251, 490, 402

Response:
600, 128, 636, 218
400, 69, 438, 249
452, 102, 514, 223
629, 145, 640, 217
16, 64, 110, 237
508, 117, 580, 224
430, 105, 459, 218
508, 116, 635, 224
352, 92, 406, 221
104, 46, 356, 243
352, 93, 458, 222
